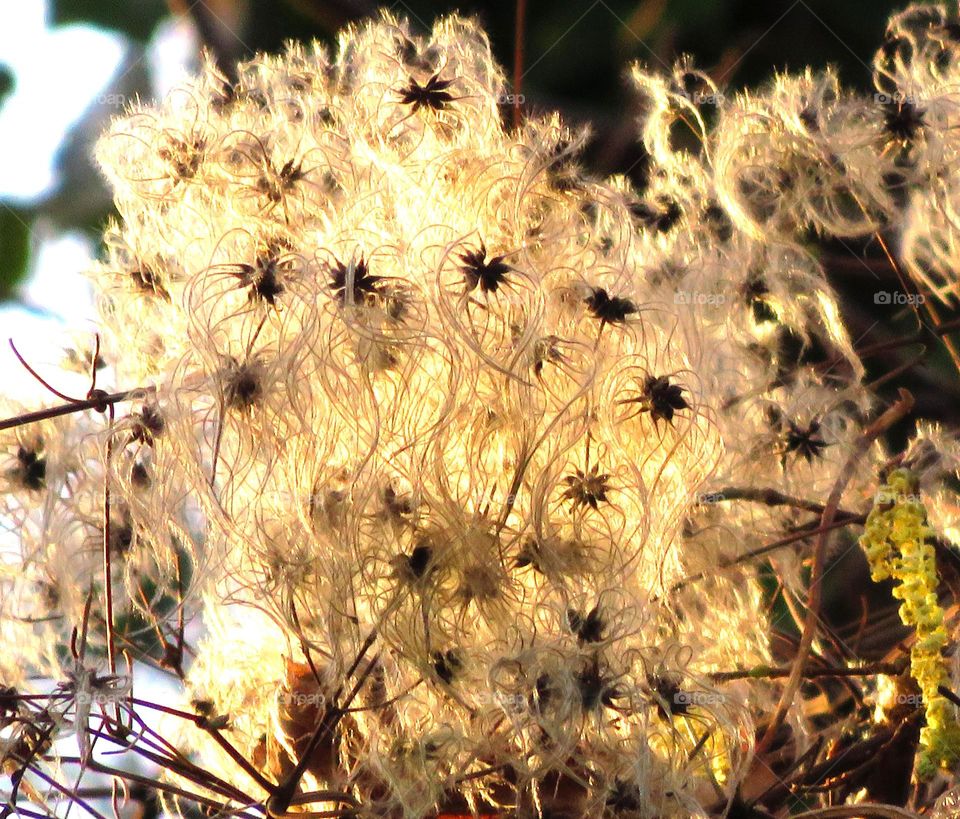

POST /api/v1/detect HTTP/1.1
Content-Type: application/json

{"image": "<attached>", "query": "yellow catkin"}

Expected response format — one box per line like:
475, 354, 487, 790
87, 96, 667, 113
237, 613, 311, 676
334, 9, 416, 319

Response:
860, 468, 960, 778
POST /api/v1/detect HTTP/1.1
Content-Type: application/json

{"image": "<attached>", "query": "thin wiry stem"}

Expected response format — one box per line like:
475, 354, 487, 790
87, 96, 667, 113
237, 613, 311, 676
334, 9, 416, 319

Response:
709, 486, 845, 516
80, 728, 257, 806
101, 399, 122, 733
670, 512, 865, 592
61, 755, 261, 818
878, 232, 960, 378
268, 653, 381, 816
128, 698, 276, 794
0, 388, 149, 431
18, 763, 109, 819
267, 619, 392, 818
855, 315, 960, 358
792, 805, 920, 818
866, 351, 928, 391
711, 657, 907, 682
9, 339, 84, 404
757, 389, 915, 756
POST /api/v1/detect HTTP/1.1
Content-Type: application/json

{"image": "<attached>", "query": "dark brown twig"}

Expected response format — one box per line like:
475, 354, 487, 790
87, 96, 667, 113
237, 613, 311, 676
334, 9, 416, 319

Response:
711, 658, 907, 682
877, 232, 960, 379
792, 805, 919, 818
671, 513, 865, 593
0, 388, 146, 431
709, 486, 844, 516
129, 698, 275, 794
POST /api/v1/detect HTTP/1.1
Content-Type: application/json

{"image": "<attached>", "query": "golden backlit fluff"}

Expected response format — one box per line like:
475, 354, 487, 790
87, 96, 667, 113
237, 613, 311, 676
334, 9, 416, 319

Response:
3, 4, 960, 817
877, 5, 960, 304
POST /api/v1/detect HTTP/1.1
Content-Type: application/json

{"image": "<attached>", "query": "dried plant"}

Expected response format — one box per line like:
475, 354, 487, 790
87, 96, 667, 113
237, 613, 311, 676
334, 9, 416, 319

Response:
4, 6, 960, 818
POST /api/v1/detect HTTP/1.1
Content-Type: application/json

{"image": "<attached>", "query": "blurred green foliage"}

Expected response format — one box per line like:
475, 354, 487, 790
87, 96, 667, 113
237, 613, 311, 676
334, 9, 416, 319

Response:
52, 0, 168, 41
0, 207, 31, 301
0, 64, 13, 102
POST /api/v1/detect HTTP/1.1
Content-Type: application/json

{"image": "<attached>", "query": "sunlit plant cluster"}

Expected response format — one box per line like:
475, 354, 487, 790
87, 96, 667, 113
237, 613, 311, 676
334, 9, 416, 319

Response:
3, 4, 960, 818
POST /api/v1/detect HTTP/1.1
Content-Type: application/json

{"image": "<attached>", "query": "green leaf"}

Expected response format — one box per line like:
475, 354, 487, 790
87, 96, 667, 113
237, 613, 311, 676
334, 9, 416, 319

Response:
0, 206, 32, 300
52, 0, 168, 42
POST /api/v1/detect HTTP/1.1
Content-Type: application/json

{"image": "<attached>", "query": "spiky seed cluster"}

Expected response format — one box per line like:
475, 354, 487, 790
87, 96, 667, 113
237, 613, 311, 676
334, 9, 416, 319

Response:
2, 5, 960, 817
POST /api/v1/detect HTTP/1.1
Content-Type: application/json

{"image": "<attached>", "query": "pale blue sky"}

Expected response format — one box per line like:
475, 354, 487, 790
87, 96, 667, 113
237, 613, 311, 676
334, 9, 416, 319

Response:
0, 1, 193, 400
0, 0, 125, 199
